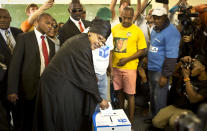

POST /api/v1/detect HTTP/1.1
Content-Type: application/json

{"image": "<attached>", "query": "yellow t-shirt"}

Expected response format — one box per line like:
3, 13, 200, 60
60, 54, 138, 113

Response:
112, 24, 147, 70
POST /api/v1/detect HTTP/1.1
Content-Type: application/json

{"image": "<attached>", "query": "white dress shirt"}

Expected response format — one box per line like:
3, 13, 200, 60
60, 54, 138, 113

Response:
34, 28, 50, 76
70, 16, 85, 32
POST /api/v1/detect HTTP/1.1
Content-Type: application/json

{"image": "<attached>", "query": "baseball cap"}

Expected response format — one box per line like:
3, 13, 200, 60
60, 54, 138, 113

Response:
152, 7, 167, 16
96, 7, 112, 21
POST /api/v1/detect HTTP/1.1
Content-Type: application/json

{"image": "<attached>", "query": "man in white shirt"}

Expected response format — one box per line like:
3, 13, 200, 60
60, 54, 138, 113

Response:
7, 13, 55, 131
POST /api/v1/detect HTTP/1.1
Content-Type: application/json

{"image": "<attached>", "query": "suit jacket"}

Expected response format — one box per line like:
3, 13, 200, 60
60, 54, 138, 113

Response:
0, 27, 22, 100
58, 18, 91, 45
8, 31, 55, 100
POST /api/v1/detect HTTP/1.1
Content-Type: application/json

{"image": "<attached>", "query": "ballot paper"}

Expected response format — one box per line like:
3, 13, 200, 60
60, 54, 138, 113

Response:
100, 102, 113, 115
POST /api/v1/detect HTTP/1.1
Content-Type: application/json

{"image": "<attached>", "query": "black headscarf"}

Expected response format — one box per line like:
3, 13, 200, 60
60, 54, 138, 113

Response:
89, 18, 111, 39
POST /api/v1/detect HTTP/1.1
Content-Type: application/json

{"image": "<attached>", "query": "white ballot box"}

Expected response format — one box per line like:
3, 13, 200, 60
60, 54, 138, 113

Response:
93, 109, 131, 131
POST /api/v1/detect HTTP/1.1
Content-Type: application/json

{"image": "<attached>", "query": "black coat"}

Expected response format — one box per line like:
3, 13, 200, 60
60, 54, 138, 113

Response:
7, 31, 55, 100
33, 33, 102, 131
0, 27, 22, 99
58, 18, 91, 45
0, 27, 22, 131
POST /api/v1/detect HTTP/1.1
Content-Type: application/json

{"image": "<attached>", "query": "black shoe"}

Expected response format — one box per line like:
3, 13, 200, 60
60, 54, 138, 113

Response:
144, 118, 152, 124
146, 125, 164, 131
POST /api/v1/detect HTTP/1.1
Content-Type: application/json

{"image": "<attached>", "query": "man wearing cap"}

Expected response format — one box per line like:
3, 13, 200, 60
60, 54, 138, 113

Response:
33, 18, 111, 131
89, 7, 114, 111
148, 7, 181, 117
112, 6, 147, 124
152, 55, 207, 129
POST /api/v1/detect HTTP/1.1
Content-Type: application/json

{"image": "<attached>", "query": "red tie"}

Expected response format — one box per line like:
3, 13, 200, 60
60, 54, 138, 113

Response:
40, 35, 49, 67
78, 21, 84, 32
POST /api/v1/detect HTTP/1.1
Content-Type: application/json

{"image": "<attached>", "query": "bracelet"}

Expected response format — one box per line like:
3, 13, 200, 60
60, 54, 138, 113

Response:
184, 77, 190, 82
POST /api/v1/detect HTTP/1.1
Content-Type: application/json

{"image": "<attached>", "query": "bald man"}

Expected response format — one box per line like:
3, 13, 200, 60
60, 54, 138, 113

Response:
0, 8, 22, 131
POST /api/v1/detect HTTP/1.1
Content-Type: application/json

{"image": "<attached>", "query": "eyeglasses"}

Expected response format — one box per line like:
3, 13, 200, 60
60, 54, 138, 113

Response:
98, 36, 106, 46
100, 41, 106, 46
52, 25, 58, 29
71, 9, 83, 13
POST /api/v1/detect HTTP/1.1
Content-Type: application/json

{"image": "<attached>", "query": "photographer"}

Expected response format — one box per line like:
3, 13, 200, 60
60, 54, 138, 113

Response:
152, 55, 207, 129
193, 4, 207, 57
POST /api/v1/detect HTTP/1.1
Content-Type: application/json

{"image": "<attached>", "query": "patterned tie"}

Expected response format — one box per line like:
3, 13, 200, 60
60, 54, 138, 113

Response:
5, 30, 14, 54
78, 21, 84, 32
40, 35, 49, 67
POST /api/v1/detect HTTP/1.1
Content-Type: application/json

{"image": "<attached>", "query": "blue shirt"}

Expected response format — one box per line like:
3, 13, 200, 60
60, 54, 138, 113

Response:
148, 24, 181, 72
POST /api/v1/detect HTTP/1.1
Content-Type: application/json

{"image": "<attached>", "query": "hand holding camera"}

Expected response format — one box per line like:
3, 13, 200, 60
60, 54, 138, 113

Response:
181, 56, 194, 70
181, 65, 190, 79
180, 56, 194, 79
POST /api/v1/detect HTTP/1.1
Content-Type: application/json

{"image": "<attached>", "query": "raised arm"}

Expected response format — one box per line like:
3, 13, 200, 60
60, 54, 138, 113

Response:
133, 0, 149, 22
28, 0, 54, 25
133, 0, 141, 22
110, 0, 117, 20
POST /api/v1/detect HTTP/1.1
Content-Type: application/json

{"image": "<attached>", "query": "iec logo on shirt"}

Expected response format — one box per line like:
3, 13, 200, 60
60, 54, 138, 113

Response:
99, 46, 110, 58
149, 45, 159, 53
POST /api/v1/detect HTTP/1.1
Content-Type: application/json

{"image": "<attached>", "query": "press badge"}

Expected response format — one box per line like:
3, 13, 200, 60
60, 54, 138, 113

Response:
149, 45, 158, 53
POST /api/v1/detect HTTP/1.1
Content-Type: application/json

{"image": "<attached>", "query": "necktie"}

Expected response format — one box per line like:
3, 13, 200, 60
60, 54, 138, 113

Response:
5, 30, 14, 54
78, 21, 84, 32
40, 35, 49, 67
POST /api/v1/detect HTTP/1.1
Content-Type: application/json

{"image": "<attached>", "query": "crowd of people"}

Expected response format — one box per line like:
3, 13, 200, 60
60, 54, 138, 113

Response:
0, 0, 207, 131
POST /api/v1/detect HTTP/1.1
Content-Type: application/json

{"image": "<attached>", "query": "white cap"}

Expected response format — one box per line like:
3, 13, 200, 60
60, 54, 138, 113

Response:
152, 7, 167, 16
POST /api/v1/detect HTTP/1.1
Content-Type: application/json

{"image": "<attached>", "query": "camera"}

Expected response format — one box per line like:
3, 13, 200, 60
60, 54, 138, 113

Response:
177, 6, 198, 36
174, 103, 207, 131
175, 112, 201, 131
181, 61, 194, 70
198, 104, 207, 130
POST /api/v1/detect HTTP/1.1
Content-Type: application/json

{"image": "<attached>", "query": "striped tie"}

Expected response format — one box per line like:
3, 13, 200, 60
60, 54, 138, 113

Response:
5, 30, 14, 54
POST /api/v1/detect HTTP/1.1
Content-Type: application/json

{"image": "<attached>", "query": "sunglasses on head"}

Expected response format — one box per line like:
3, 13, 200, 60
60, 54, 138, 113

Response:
71, 9, 83, 13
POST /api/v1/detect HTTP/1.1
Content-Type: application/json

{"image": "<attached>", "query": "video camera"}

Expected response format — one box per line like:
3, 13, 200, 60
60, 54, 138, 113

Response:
175, 112, 201, 131
177, 6, 198, 36
175, 103, 207, 131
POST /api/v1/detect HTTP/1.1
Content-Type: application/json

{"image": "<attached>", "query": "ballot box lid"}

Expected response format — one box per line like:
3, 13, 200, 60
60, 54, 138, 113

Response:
93, 109, 131, 128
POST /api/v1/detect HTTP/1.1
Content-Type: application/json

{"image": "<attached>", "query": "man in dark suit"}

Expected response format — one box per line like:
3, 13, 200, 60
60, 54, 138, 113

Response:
58, 1, 91, 45
7, 13, 55, 131
0, 8, 22, 131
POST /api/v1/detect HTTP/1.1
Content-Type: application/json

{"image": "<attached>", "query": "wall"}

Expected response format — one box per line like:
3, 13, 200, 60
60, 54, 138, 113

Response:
2, 4, 138, 28
1, 0, 207, 28
0, 0, 207, 6
1, 0, 207, 5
